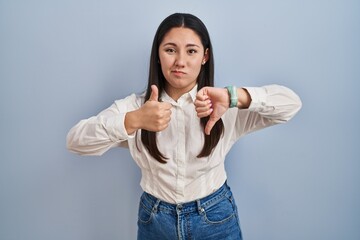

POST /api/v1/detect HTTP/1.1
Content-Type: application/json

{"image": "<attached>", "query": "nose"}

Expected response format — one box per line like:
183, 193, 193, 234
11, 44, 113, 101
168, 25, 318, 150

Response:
175, 52, 185, 67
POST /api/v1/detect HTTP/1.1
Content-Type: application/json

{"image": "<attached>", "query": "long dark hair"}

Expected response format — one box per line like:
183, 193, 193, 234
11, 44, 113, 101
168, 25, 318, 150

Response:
141, 13, 224, 163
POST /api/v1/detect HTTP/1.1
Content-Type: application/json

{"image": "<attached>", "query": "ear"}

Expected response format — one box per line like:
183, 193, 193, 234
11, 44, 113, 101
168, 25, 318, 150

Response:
202, 48, 209, 64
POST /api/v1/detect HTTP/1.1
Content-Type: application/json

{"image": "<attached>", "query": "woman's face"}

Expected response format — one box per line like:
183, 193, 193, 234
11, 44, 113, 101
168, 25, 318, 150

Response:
158, 27, 208, 100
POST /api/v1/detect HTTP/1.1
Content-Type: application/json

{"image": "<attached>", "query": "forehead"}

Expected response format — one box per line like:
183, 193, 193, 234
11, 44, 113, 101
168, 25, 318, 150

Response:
161, 27, 203, 46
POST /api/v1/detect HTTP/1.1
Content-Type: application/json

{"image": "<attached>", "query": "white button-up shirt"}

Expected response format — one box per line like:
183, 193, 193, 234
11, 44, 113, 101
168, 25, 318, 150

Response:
67, 85, 302, 204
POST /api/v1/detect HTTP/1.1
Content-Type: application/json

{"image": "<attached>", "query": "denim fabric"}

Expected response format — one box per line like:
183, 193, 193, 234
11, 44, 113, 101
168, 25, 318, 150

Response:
137, 182, 242, 240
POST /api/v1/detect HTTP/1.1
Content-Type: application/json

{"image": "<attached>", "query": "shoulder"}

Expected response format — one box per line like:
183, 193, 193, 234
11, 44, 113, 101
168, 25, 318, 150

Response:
113, 91, 146, 111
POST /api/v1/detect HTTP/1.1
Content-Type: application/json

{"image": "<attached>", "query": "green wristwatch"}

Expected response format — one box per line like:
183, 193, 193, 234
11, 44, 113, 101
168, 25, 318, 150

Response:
226, 86, 238, 108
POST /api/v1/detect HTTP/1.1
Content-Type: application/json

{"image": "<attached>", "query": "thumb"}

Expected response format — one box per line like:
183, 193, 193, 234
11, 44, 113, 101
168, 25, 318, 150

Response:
205, 117, 218, 135
149, 85, 159, 101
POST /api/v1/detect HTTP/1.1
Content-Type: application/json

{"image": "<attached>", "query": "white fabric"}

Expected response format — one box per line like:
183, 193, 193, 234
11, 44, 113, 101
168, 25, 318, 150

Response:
67, 84, 302, 204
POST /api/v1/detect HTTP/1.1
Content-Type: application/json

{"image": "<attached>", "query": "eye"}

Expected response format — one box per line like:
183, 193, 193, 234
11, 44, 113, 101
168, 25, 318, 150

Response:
188, 49, 198, 54
165, 48, 176, 53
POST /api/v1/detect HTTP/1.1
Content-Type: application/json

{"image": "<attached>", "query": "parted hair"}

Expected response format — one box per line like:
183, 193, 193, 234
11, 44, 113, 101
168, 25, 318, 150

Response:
141, 13, 224, 163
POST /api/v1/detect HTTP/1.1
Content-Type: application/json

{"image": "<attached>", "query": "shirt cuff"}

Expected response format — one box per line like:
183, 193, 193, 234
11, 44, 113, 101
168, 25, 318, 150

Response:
103, 112, 135, 142
243, 87, 267, 112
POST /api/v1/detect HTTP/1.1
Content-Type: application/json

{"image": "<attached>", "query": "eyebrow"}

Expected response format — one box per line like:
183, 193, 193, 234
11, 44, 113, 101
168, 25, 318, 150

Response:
162, 42, 201, 48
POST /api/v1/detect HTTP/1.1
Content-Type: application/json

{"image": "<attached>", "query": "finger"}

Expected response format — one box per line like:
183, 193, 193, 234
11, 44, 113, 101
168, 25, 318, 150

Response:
153, 123, 169, 132
196, 105, 212, 113
162, 109, 172, 119
194, 99, 211, 108
164, 115, 171, 123
205, 117, 218, 135
196, 88, 209, 101
196, 94, 209, 102
162, 102, 173, 110
149, 85, 159, 101
160, 122, 170, 131
197, 108, 213, 118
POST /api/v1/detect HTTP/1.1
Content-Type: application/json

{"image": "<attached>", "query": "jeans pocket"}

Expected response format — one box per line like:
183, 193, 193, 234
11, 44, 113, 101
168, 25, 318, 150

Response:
138, 201, 153, 225
202, 194, 236, 224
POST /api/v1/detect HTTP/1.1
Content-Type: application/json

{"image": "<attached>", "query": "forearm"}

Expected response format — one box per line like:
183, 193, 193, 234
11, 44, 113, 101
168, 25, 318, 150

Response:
66, 115, 125, 155
244, 84, 302, 123
124, 110, 141, 135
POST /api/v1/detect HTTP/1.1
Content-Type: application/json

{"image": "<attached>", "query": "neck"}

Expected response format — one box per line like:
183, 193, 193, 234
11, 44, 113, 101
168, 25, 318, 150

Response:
165, 84, 196, 101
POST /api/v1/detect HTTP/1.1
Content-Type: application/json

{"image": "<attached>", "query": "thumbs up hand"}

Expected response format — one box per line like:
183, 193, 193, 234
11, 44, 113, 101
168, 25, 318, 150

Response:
139, 85, 172, 132
125, 85, 172, 134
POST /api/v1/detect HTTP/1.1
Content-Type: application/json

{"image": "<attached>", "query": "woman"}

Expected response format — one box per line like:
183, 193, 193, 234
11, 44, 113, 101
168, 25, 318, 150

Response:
67, 13, 302, 240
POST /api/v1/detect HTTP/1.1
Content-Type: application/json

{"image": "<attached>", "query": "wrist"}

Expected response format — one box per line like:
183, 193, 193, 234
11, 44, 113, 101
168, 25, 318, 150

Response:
125, 109, 141, 134
225, 86, 238, 108
237, 88, 251, 109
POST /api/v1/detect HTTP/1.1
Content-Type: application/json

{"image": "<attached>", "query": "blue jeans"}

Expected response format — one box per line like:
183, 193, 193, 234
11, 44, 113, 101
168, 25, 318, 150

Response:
137, 182, 242, 240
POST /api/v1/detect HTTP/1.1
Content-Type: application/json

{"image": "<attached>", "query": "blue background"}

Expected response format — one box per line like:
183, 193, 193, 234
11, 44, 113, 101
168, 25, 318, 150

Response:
1, 0, 359, 239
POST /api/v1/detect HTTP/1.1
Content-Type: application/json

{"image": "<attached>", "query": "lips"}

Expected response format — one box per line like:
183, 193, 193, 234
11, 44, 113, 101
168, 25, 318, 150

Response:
172, 70, 186, 74
171, 70, 186, 77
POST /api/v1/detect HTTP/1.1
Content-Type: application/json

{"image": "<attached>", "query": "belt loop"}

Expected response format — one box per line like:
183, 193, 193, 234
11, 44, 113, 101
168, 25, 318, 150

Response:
152, 199, 160, 214
196, 199, 204, 215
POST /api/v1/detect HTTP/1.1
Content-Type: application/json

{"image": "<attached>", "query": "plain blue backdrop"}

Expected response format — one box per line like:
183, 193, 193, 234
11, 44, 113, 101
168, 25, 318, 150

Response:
1, 0, 359, 239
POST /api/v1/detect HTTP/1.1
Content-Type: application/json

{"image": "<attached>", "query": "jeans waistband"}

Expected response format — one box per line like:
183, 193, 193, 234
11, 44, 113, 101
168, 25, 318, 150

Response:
141, 181, 232, 214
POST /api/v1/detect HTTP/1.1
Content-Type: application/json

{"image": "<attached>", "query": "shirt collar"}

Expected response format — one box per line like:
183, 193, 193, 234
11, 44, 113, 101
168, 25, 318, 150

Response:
188, 84, 198, 102
160, 84, 198, 105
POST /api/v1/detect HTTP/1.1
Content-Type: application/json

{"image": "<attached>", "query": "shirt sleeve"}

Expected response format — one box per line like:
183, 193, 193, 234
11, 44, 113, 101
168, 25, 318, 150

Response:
223, 84, 302, 145
66, 93, 141, 156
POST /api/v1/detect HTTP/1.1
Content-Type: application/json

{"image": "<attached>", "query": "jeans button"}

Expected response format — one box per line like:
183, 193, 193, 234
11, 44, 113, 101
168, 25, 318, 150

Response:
176, 204, 182, 213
